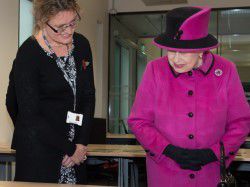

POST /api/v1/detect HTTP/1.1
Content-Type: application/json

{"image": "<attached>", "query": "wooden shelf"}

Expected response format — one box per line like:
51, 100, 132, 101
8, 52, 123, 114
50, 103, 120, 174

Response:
106, 133, 135, 139
1, 144, 250, 161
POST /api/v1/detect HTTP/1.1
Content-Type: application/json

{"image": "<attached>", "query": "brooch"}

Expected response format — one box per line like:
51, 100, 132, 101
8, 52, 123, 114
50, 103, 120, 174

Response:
214, 69, 223, 77
174, 30, 183, 40
82, 59, 90, 70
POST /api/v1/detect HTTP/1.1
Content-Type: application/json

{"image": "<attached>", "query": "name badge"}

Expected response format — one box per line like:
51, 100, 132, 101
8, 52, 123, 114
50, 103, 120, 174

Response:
66, 111, 83, 126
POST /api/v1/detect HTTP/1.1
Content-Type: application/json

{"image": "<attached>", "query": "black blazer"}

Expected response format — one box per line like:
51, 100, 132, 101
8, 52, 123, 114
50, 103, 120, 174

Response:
6, 33, 95, 182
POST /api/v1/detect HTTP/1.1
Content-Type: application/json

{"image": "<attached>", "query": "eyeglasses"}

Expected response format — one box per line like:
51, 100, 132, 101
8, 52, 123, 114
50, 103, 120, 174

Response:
46, 12, 81, 34
167, 51, 200, 58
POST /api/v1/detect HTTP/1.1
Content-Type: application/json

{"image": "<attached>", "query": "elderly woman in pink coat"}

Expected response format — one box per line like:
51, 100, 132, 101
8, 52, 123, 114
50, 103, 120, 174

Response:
128, 6, 250, 187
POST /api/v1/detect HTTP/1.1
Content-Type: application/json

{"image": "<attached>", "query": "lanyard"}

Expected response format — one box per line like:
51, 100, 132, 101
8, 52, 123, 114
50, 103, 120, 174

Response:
42, 32, 77, 111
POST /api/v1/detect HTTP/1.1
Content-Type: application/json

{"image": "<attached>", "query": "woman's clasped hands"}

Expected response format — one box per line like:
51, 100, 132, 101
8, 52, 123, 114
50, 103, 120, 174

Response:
62, 144, 88, 168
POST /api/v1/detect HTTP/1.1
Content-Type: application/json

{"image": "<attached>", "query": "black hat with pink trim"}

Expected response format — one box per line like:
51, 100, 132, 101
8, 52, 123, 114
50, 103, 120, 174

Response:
153, 7, 219, 52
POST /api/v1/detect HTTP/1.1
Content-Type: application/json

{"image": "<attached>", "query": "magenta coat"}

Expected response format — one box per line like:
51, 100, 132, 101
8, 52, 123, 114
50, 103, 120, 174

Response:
127, 52, 250, 187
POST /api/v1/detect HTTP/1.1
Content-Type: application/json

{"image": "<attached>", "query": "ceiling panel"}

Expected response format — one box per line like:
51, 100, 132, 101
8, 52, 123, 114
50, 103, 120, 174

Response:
141, 0, 187, 6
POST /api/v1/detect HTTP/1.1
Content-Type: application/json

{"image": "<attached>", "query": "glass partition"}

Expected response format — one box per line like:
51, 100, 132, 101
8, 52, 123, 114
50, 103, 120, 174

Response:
108, 13, 164, 134
218, 9, 250, 84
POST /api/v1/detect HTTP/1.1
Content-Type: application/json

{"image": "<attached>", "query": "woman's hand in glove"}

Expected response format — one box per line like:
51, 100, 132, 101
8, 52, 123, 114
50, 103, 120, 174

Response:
163, 144, 217, 171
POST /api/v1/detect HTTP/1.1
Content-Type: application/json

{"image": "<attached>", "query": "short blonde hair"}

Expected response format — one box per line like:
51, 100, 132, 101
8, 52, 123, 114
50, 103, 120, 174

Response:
32, 0, 80, 34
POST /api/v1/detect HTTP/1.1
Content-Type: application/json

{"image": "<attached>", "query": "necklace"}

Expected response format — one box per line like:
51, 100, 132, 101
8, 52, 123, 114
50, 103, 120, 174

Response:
42, 33, 70, 57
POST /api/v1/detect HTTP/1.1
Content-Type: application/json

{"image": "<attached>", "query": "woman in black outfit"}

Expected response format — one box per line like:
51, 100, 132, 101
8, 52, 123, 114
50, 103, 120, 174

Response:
5, 0, 95, 184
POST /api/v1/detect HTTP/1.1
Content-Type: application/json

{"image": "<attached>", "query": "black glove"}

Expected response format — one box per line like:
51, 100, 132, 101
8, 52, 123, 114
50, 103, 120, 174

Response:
192, 148, 218, 165
163, 144, 202, 171
178, 149, 217, 171
179, 163, 201, 171
163, 144, 217, 171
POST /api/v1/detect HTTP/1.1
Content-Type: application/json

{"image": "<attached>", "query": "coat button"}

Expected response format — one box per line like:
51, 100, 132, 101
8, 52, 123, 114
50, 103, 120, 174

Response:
188, 71, 193, 76
189, 174, 195, 179
188, 112, 194, 117
229, 151, 235, 155
150, 152, 155, 156
188, 134, 194, 139
188, 90, 193, 96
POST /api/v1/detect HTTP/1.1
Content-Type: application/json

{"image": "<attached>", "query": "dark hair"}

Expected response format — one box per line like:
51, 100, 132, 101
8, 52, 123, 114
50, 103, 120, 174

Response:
33, 0, 80, 34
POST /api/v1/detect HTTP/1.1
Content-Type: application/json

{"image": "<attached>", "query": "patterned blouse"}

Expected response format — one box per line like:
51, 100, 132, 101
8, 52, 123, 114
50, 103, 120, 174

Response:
41, 41, 77, 184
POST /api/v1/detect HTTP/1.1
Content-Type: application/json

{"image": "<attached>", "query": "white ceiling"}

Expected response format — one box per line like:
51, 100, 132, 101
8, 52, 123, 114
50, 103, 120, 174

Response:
141, 0, 187, 6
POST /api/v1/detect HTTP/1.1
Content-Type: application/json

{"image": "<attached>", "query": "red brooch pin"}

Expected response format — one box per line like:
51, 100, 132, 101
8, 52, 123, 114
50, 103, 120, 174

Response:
82, 59, 90, 71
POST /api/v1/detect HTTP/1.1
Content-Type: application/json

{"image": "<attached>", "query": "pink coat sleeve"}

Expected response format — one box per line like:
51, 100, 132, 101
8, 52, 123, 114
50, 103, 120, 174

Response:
127, 62, 169, 163
211, 63, 250, 166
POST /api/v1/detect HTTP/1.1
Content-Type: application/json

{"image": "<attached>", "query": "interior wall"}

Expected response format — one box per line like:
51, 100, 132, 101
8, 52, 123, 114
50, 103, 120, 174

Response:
0, 0, 19, 146
77, 0, 109, 118
108, 0, 250, 13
